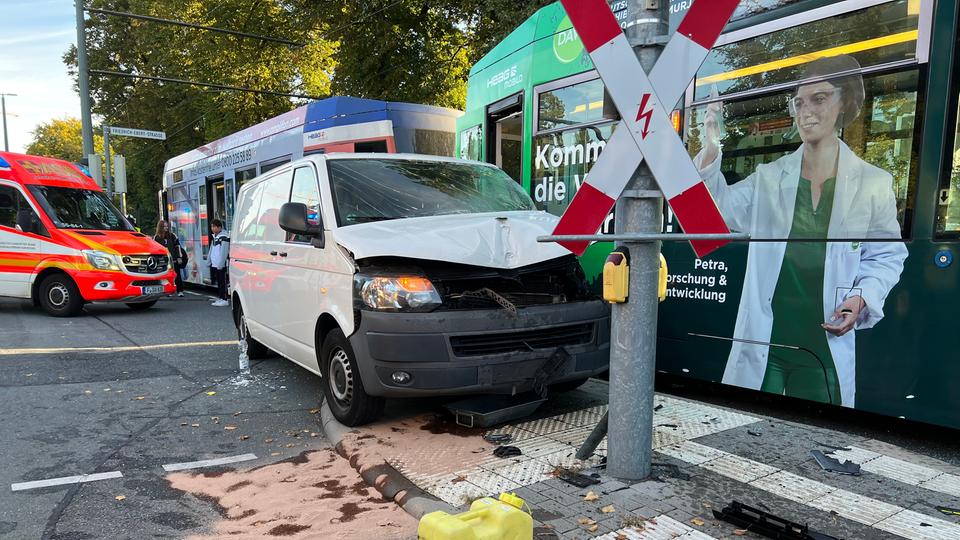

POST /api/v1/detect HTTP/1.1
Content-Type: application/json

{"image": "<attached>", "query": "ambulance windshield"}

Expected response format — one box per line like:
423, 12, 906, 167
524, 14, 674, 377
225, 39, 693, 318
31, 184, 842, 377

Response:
27, 186, 133, 231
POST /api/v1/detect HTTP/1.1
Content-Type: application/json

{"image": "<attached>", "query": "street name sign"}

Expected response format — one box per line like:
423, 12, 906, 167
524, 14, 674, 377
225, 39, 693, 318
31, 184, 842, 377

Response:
108, 126, 166, 140
554, 0, 739, 257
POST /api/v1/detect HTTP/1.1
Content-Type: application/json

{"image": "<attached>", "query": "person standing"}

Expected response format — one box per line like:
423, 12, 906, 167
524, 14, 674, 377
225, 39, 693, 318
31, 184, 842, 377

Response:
209, 219, 230, 307
696, 55, 907, 407
154, 220, 184, 297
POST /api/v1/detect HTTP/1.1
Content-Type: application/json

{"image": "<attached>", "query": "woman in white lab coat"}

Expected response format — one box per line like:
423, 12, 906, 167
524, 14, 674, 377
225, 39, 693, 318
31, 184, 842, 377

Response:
696, 55, 907, 407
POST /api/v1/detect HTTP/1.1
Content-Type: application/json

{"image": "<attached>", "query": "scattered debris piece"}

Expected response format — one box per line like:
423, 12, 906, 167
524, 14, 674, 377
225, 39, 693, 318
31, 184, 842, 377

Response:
239, 435, 249, 441
587, 524, 599, 533
748, 430, 762, 437
937, 506, 960, 516
309, 408, 321, 414
224, 425, 238, 431
135, 396, 145, 400
654, 404, 663, 411
600, 505, 615, 514
191, 423, 200, 428
583, 491, 600, 502
655, 423, 678, 429
714, 501, 839, 540
811, 450, 861, 475
557, 469, 600, 488
577, 518, 597, 526
264, 438, 274, 443
206, 391, 217, 396
483, 433, 513, 444
233, 411, 242, 416
493, 445, 522, 458
734, 529, 748, 536
616, 534, 628, 540
690, 517, 705, 526
114, 495, 126, 501
813, 440, 851, 451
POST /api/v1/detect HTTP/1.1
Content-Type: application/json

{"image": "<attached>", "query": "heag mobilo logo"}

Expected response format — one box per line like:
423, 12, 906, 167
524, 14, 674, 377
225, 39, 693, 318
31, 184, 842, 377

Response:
487, 65, 522, 89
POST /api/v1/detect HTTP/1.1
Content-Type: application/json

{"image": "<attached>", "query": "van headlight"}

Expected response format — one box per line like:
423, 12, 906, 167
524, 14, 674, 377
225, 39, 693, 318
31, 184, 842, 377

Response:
354, 275, 441, 312
83, 250, 122, 271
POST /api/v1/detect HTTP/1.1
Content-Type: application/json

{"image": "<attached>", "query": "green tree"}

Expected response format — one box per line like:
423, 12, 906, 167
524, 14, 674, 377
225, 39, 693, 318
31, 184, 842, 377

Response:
26, 117, 108, 163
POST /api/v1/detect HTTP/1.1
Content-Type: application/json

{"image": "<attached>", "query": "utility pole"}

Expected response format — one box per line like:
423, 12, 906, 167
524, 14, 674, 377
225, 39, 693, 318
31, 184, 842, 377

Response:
1, 93, 15, 152
75, 1, 94, 157
604, 0, 669, 480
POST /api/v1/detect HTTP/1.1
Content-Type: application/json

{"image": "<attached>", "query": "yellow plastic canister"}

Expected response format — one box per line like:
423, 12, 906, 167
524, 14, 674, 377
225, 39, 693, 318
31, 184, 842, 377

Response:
418, 493, 533, 540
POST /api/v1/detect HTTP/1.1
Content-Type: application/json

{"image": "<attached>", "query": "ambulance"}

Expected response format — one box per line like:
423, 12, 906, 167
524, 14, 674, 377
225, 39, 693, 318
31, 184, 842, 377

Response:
0, 152, 176, 316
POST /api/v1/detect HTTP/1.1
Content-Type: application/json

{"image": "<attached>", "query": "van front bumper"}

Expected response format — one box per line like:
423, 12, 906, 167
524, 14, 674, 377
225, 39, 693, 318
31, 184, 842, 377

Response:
73, 270, 177, 302
348, 300, 610, 398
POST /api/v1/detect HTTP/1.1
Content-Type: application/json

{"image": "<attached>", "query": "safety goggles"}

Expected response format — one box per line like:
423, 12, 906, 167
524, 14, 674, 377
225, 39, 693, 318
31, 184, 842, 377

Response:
788, 88, 842, 117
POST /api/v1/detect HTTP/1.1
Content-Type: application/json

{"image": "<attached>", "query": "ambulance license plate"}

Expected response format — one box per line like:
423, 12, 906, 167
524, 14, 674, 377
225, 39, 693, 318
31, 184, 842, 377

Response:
142, 285, 164, 296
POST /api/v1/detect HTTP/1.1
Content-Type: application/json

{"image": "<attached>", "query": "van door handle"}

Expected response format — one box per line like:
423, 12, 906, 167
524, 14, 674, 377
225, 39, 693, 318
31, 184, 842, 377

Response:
278, 252, 288, 257
269, 251, 278, 256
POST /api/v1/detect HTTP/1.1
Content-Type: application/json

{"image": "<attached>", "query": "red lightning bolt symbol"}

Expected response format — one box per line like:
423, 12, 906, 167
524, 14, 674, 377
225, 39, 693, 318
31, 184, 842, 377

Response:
635, 93, 654, 139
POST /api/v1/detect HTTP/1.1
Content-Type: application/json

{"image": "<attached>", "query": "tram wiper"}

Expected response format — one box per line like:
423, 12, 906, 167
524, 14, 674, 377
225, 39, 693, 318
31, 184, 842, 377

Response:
347, 215, 395, 223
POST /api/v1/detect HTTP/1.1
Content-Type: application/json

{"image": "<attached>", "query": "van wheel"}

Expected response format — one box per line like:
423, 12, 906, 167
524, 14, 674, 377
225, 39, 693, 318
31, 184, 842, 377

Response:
235, 304, 270, 360
321, 329, 384, 427
125, 300, 157, 311
38, 274, 84, 317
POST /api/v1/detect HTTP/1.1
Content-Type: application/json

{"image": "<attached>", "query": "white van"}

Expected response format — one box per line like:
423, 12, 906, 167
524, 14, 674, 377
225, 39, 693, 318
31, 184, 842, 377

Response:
230, 154, 610, 426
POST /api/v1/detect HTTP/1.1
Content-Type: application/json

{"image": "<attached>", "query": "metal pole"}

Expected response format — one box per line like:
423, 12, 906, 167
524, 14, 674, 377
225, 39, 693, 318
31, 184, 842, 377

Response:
76, 1, 94, 156
2, 94, 8, 152
103, 126, 112, 197
606, 0, 669, 481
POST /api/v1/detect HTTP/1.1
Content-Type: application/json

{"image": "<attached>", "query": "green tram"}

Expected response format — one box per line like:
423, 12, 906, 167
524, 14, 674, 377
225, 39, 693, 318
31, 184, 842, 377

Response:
457, 0, 960, 429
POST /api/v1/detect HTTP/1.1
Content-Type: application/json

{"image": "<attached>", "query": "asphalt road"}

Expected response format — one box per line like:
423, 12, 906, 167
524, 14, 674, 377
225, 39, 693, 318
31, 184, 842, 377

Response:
0, 290, 329, 539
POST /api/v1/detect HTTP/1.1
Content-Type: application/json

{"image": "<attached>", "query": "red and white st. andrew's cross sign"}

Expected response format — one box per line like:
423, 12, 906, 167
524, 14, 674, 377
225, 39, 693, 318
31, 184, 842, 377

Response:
553, 0, 739, 258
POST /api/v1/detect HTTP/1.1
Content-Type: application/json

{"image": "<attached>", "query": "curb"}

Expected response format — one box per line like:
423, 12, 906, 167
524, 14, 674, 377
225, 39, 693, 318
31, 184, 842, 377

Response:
319, 400, 457, 520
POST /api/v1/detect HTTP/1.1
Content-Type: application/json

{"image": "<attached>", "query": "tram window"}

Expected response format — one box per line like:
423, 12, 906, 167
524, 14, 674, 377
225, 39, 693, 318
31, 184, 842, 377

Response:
686, 69, 920, 239
259, 156, 291, 174
173, 170, 183, 183
354, 140, 388, 153
695, 1, 920, 101
537, 78, 617, 132
287, 166, 322, 244
414, 129, 455, 157
460, 125, 482, 161
936, 98, 960, 236
235, 167, 257, 189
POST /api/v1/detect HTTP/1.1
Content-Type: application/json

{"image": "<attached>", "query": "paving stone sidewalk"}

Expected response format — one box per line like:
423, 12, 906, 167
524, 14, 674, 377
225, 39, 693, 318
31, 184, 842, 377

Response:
327, 380, 960, 540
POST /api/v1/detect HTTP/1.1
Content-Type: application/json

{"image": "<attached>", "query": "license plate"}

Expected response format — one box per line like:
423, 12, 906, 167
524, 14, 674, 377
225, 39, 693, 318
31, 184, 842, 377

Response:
142, 285, 164, 295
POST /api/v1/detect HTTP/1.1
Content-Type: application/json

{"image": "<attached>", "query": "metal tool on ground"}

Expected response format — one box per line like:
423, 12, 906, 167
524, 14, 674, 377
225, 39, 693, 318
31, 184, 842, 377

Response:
542, 0, 744, 480
556, 469, 600, 488
418, 492, 533, 540
713, 501, 840, 540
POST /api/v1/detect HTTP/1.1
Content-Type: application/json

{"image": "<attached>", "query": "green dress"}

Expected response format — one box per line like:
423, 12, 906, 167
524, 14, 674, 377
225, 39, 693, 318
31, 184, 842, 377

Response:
762, 176, 842, 405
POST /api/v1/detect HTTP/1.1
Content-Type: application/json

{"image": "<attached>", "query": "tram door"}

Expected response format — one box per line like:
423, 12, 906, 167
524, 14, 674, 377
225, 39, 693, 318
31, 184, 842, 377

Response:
486, 92, 523, 183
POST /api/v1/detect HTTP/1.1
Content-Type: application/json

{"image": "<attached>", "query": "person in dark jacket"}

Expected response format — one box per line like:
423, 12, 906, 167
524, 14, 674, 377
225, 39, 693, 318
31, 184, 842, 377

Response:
154, 219, 185, 296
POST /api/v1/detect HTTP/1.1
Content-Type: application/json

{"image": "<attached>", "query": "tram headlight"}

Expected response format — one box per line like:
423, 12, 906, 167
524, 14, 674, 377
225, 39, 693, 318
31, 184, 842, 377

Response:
83, 250, 122, 271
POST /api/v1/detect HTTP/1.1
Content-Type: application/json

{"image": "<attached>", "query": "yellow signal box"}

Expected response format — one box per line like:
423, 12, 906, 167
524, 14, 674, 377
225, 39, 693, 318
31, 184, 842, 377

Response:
603, 248, 630, 303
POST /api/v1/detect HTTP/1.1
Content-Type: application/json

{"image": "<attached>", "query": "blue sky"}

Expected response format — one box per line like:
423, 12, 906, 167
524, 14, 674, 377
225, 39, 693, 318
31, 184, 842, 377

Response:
1, 0, 81, 153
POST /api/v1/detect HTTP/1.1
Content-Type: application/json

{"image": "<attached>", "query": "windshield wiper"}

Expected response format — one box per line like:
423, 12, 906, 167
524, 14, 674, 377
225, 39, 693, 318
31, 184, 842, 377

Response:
347, 215, 395, 223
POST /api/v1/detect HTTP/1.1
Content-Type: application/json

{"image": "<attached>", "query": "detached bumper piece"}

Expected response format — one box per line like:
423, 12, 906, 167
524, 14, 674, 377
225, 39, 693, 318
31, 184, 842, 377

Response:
713, 501, 839, 540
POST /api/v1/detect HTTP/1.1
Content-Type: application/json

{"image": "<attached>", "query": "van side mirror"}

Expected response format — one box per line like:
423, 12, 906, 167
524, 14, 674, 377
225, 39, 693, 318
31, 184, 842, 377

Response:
279, 202, 323, 245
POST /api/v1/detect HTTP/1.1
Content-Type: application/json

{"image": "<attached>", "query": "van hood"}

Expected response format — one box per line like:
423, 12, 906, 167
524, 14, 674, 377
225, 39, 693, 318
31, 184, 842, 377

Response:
60, 230, 166, 255
332, 211, 569, 269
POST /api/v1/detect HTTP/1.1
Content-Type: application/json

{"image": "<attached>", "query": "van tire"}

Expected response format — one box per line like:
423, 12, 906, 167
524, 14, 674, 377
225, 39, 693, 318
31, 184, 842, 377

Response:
235, 304, 270, 360
320, 329, 384, 427
125, 300, 157, 311
38, 274, 84, 317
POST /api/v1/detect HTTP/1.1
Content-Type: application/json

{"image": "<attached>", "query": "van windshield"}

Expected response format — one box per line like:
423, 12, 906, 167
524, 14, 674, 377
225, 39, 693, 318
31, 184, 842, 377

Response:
27, 185, 133, 231
328, 159, 536, 226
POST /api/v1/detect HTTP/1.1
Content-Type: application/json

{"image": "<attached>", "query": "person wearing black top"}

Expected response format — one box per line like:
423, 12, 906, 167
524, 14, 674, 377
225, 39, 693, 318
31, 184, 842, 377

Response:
154, 219, 185, 296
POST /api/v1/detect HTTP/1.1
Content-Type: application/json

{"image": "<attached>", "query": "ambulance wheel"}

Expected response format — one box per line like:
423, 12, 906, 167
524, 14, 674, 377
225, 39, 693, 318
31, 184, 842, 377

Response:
38, 274, 84, 317
235, 303, 270, 360
321, 329, 384, 427
125, 300, 157, 311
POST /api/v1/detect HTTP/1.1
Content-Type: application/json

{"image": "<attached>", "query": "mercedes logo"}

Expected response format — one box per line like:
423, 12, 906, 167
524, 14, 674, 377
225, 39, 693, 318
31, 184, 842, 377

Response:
146, 257, 158, 271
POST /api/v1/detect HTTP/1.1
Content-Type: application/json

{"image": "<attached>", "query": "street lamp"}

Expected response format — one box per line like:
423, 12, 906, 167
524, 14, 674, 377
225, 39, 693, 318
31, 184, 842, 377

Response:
1, 93, 17, 152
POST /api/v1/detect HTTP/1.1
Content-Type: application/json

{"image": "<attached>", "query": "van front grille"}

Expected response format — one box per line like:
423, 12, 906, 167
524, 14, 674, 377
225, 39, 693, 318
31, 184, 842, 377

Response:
449, 322, 594, 357
121, 254, 169, 274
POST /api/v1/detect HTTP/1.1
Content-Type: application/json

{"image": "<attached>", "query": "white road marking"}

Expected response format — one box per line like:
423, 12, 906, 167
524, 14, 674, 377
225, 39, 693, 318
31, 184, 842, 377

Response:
162, 453, 258, 472
660, 440, 960, 539
0, 340, 236, 356
593, 515, 718, 539
832, 446, 960, 498
11, 471, 123, 492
